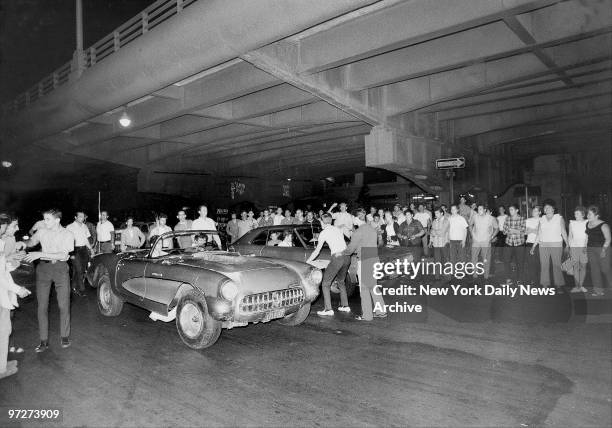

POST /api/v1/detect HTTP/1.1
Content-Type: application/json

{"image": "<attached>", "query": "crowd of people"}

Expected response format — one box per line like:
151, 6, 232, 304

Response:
0, 197, 611, 379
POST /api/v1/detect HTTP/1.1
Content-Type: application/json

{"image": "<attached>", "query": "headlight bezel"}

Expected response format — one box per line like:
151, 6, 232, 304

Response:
219, 279, 239, 300
308, 268, 323, 285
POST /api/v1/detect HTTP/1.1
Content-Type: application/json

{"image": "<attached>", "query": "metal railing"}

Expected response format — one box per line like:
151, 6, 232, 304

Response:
3, 0, 199, 114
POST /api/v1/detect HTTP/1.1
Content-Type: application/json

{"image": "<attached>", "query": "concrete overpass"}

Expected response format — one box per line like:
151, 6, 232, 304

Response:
1, 0, 610, 203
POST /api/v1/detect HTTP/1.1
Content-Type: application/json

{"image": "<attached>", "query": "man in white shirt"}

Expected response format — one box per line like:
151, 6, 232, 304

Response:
150, 214, 173, 249
66, 211, 93, 296
96, 211, 115, 254
191, 205, 222, 249
236, 211, 251, 240
448, 205, 468, 264
470, 205, 498, 279
272, 207, 284, 226
174, 210, 193, 249
414, 204, 432, 257
307, 213, 351, 316
328, 202, 357, 239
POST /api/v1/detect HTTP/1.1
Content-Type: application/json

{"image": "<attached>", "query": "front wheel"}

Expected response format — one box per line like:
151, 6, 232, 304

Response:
176, 291, 221, 349
278, 303, 311, 326
97, 269, 124, 316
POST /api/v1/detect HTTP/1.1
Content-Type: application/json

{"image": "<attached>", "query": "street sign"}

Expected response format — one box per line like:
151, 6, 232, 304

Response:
436, 157, 465, 169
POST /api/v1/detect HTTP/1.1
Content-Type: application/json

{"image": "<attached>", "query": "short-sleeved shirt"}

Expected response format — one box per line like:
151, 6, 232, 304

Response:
66, 221, 91, 247
318, 225, 347, 255
332, 212, 355, 232
414, 211, 432, 229
121, 227, 145, 248
273, 214, 284, 226
525, 217, 539, 244
192, 217, 217, 231
569, 219, 587, 247
33, 227, 74, 261
449, 215, 468, 241
538, 214, 563, 243
236, 220, 251, 238
471, 214, 496, 244
96, 221, 115, 242
431, 217, 449, 247
504, 215, 526, 246
258, 217, 274, 227
400, 219, 424, 246
174, 220, 193, 248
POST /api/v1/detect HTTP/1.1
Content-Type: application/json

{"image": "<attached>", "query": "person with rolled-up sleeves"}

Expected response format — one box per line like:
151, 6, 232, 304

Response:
24, 209, 74, 352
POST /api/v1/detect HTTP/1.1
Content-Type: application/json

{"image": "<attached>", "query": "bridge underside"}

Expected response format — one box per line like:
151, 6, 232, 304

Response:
1, 0, 610, 197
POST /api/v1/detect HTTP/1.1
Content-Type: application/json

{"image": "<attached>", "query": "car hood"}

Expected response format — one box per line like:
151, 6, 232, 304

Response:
178, 253, 289, 273
179, 253, 301, 293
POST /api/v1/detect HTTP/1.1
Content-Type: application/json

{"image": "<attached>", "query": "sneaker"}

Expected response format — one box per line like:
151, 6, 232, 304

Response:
337, 306, 351, 313
35, 341, 49, 353
570, 287, 581, 293
316, 309, 334, 316
61, 337, 71, 348
373, 312, 388, 318
579, 287, 588, 293
354, 315, 372, 321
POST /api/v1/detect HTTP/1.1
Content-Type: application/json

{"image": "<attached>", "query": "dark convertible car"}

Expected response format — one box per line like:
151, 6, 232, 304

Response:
86, 230, 322, 349
232, 224, 414, 295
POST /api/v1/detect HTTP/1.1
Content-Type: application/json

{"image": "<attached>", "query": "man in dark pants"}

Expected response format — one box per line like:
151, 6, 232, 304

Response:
307, 213, 351, 316
344, 209, 387, 321
66, 211, 93, 297
24, 209, 74, 352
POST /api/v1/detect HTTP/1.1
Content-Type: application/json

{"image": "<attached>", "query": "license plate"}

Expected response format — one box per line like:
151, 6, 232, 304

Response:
264, 309, 286, 322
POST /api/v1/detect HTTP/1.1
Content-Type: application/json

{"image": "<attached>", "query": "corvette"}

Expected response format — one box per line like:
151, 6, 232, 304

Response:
86, 230, 322, 349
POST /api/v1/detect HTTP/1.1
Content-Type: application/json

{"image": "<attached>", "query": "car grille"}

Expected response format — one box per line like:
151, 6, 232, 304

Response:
240, 288, 305, 313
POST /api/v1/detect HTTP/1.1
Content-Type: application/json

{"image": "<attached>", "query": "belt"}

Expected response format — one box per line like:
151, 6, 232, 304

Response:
98, 240, 111, 243
40, 259, 67, 264
75, 245, 87, 249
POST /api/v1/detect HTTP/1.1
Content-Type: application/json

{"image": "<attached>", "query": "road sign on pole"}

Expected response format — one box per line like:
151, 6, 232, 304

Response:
436, 157, 465, 169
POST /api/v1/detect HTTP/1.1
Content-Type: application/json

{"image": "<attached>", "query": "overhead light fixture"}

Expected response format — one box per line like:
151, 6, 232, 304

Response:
287, 178, 292, 181
1, 161, 12, 168
118, 108, 131, 128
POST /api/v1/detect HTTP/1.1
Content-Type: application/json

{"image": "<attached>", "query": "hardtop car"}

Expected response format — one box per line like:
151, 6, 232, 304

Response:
232, 223, 414, 295
86, 229, 322, 349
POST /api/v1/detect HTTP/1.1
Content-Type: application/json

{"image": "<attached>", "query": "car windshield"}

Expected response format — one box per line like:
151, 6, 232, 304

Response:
150, 230, 224, 258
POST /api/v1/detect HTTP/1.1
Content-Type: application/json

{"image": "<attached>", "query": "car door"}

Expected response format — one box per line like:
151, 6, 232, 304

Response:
234, 229, 269, 256
116, 254, 147, 299
295, 224, 332, 266
260, 227, 310, 262
144, 257, 185, 313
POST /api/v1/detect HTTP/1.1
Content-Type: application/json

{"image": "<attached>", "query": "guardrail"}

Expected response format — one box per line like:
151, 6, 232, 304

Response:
3, 0, 199, 114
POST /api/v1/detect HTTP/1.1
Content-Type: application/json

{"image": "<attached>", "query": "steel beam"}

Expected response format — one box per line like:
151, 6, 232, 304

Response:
2, 0, 376, 147
298, 0, 564, 73
452, 94, 611, 137
241, 42, 387, 126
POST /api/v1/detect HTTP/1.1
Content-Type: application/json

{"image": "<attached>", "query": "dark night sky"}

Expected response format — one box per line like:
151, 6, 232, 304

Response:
0, 0, 151, 103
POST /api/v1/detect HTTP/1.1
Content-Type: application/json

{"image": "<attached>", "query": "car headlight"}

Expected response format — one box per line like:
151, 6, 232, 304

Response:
308, 268, 323, 285
220, 280, 239, 300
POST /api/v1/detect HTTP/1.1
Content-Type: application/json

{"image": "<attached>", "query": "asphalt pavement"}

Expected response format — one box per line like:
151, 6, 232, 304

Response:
1, 268, 611, 427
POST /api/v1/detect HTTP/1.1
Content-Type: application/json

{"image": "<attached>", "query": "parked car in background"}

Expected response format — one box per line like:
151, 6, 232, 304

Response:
232, 225, 414, 296
87, 230, 322, 349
